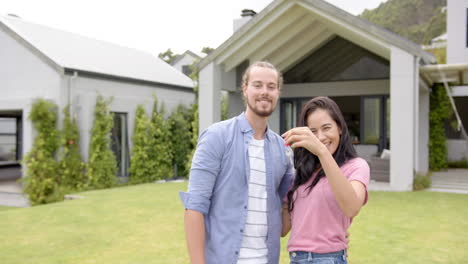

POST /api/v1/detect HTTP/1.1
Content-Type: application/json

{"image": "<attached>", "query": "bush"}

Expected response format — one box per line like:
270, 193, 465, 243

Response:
185, 104, 198, 176
22, 99, 63, 205
129, 105, 153, 184
58, 105, 86, 190
168, 105, 193, 178
87, 95, 117, 189
148, 97, 173, 181
413, 172, 432, 191
447, 159, 468, 169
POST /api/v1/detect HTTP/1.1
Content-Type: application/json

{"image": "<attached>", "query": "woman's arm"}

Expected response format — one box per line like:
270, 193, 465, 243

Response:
281, 203, 291, 237
317, 149, 367, 218
282, 127, 366, 218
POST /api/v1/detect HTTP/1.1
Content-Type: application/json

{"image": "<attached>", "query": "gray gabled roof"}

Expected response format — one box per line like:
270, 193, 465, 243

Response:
0, 15, 194, 89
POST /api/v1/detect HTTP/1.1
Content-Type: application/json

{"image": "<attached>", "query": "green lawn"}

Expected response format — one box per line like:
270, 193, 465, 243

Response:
0, 205, 16, 211
0, 182, 466, 264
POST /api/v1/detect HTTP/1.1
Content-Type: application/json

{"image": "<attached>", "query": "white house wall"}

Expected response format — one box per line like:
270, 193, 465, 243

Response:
0, 26, 61, 101
69, 75, 195, 161
447, 0, 468, 64
390, 46, 417, 191
0, 25, 63, 168
418, 84, 430, 174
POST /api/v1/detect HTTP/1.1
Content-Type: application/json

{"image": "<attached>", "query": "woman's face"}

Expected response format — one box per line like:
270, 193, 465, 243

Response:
306, 108, 341, 155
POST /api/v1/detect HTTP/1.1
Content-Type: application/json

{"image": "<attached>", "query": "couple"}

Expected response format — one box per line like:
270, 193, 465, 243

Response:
179, 61, 370, 264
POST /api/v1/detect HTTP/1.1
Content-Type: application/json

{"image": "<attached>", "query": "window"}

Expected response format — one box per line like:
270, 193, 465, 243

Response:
0, 116, 22, 163
360, 96, 389, 152
466, 8, 468, 47
111, 113, 130, 177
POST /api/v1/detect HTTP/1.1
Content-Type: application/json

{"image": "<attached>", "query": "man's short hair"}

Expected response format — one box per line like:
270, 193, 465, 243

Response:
241, 61, 283, 90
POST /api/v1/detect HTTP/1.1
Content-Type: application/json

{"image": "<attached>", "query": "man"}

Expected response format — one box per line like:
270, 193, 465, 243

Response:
179, 61, 294, 264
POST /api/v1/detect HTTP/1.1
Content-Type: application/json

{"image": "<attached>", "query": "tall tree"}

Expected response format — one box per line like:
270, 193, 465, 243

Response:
23, 99, 62, 205
87, 95, 117, 188
59, 105, 86, 190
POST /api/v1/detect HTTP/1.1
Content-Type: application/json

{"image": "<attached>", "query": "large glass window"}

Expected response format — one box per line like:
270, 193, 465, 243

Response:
111, 113, 130, 177
0, 117, 21, 163
361, 96, 389, 151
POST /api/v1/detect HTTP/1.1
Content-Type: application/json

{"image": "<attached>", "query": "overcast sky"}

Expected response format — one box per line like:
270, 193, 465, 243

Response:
0, 0, 387, 56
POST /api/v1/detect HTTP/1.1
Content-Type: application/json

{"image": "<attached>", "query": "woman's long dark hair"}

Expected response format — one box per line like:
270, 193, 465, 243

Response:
287, 96, 357, 212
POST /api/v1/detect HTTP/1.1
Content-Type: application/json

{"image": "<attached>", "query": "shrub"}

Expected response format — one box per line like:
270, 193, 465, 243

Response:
413, 172, 432, 191
58, 105, 86, 190
185, 104, 198, 176
87, 95, 117, 189
129, 105, 152, 184
168, 105, 192, 178
429, 83, 453, 170
148, 97, 173, 181
22, 99, 63, 205
447, 159, 468, 169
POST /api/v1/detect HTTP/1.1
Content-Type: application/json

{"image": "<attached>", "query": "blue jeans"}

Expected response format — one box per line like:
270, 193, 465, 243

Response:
289, 250, 347, 264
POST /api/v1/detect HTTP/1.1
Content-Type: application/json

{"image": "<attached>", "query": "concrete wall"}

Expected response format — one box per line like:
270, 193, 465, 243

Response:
447, 0, 468, 64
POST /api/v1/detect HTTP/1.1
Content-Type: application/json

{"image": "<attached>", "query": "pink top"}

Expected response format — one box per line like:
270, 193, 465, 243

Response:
287, 157, 370, 253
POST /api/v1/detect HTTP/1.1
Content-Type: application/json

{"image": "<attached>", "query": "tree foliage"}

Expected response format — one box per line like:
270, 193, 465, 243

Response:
87, 95, 117, 188
361, 0, 446, 44
129, 105, 153, 184
22, 99, 63, 205
168, 105, 193, 178
148, 97, 173, 180
58, 105, 86, 190
158, 48, 179, 64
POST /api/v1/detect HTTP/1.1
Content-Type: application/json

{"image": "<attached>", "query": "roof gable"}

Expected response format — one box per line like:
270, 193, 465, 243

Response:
200, 0, 434, 72
0, 15, 194, 89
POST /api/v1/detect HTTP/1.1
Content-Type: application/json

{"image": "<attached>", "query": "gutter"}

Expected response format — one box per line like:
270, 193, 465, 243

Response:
419, 63, 468, 73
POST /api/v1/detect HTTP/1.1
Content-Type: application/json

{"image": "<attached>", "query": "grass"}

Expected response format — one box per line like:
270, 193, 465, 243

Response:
0, 182, 466, 264
0, 205, 16, 211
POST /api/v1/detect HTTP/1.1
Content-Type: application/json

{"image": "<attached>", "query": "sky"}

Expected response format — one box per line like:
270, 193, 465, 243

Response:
0, 0, 387, 56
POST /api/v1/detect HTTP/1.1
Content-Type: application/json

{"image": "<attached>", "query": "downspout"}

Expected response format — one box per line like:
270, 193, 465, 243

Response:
68, 71, 78, 115
414, 57, 420, 174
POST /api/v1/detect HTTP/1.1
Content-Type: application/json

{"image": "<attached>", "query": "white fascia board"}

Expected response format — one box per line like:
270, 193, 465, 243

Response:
297, 1, 390, 60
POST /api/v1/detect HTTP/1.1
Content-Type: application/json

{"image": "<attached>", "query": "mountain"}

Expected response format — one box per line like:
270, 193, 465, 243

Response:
360, 0, 446, 45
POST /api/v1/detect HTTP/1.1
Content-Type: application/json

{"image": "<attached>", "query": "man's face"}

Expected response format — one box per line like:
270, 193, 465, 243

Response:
242, 66, 280, 117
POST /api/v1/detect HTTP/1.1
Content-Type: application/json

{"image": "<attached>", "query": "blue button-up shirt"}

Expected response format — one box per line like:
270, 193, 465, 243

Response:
179, 113, 294, 264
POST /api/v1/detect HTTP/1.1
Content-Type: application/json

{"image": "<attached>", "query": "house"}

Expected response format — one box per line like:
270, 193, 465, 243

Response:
421, 0, 468, 163
171, 50, 203, 77
197, 0, 439, 191
0, 14, 195, 179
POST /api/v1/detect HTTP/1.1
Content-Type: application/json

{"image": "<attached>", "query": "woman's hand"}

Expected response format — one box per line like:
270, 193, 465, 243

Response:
282, 127, 327, 156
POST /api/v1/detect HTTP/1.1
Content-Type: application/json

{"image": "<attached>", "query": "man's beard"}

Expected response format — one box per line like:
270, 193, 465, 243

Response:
246, 97, 277, 117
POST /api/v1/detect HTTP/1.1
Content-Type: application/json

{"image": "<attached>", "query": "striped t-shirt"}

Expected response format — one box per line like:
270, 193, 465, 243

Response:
237, 138, 268, 264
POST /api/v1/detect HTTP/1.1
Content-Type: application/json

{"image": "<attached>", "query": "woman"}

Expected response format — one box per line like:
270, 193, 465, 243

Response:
281, 96, 370, 264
